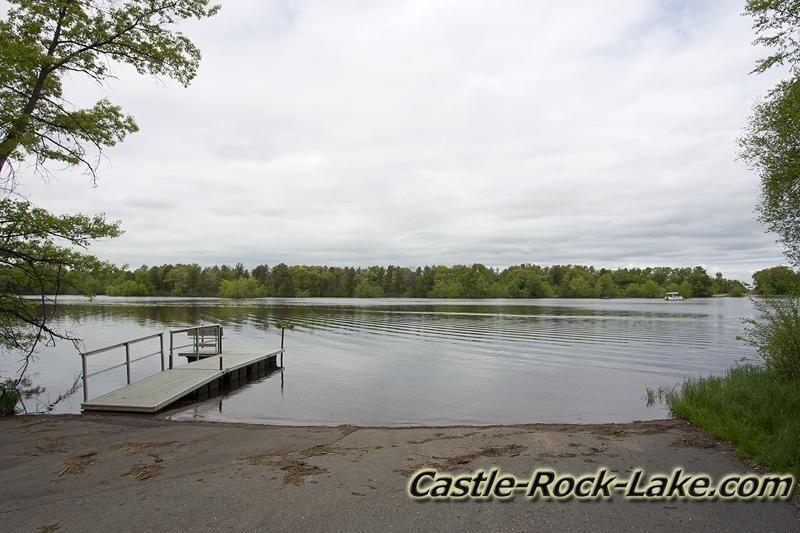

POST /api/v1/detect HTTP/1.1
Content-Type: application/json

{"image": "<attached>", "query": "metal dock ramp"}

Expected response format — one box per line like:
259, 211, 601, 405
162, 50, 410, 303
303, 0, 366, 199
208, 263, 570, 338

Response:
80, 325, 285, 413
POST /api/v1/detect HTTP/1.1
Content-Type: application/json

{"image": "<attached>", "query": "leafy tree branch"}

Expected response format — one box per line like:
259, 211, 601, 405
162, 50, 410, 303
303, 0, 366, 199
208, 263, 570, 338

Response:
0, 0, 219, 183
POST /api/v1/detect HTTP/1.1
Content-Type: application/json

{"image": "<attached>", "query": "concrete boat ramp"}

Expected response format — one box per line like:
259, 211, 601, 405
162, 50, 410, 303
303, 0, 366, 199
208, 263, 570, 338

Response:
79, 324, 285, 413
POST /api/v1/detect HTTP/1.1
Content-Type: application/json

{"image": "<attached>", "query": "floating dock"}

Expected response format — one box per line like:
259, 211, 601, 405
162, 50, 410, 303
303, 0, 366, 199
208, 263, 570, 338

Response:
82, 348, 282, 413
80, 325, 285, 413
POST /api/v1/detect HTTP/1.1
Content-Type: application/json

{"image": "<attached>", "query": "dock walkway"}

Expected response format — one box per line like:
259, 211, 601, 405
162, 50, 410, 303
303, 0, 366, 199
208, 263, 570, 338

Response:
82, 348, 283, 413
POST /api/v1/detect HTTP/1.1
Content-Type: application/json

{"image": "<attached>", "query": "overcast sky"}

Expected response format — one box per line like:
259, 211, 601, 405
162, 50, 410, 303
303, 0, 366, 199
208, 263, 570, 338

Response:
14, 0, 790, 279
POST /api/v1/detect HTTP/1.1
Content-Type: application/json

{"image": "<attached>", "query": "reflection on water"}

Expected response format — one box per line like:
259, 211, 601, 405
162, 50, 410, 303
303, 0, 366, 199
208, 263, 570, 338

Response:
0, 296, 757, 425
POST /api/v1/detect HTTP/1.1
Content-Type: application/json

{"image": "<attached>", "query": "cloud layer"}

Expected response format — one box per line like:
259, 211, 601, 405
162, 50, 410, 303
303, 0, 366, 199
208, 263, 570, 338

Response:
16, 0, 787, 279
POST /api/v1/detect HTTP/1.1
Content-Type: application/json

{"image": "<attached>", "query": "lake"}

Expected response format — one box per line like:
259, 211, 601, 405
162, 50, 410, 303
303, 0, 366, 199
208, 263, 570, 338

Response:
1, 296, 758, 426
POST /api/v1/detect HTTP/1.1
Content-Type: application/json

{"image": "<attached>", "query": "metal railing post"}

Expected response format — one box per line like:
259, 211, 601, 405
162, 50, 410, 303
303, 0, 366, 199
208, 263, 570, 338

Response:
281, 327, 285, 367
82, 354, 88, 403
169, 331, 174, 369
125, 342, 131, 384
159, 333, 165, 372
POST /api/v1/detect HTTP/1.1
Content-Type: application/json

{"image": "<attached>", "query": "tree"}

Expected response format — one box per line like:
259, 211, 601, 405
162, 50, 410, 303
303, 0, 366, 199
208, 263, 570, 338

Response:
270, 263, 293, 297
354, 278, 384, 298
428, 265, 463, 298
561, 267, 596, 298
640, 280, 665, 298
740, 1, 800, 266
595, 273, 621, 298
752, 265, 800, 295
729, 281, 747, 297
689, 266, 712, 297
0, 199, 120, 412
0, 1, 218, 413
0, 0, 219, 182
498, 265, 554, 298
678, 281, 692, 299
745, 0, 800, 76
740, 77, 800, 265
252, 264, 270, 287
739, 4, 800, 382
233, 262, 247, 279
218, 278, 265, 299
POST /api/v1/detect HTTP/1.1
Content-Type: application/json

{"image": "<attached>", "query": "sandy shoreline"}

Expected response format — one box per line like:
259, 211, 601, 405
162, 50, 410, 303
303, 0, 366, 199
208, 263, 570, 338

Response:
1, 415, 798, 531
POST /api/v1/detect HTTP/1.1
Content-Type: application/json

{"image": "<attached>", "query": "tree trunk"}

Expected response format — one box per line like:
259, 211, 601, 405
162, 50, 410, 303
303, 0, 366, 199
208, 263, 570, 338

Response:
0, 7, 67, 181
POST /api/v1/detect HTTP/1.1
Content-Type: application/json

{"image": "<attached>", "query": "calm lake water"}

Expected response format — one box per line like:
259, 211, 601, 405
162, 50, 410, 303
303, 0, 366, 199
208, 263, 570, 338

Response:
2, 297, 758, 426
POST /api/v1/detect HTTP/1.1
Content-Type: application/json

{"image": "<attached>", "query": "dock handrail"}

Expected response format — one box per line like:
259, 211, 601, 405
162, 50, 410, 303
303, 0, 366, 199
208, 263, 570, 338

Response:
80, 323, 286, 405
80, 332, 165, 403
168, 324, 223, 369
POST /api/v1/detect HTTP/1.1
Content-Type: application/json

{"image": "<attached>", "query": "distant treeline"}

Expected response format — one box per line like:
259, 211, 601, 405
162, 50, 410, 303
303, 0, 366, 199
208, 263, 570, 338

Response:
21, 262, 777, 299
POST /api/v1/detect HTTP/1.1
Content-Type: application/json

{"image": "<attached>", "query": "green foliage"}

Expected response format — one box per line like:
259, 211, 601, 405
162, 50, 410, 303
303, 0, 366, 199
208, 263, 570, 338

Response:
667, 365, 800, 479
688, 266, 711, 296
678, 4, 800, 472
640, 280, 662, 297
354, 278, 384, 298
729, 283, 746, 297
0, 376, 43, 415
269, 263, 293, 297
678, 280, 692, 299
498, 265, 554, 298
0, 0, 219, 180
0, 198, 117, 411
52, 262, 747, 300
752, 266, 800, 295
745, 0, 800, 75
595, 273, 621, 298
217, 278, 265, 298
740, 77, 800, 266
741, 2, 800, 266
0, 198, 120, 352
740, 297, 800, 377
106, 279, 149, 296
561, 267, 596, 298
711, 272, 748, 296
0, 1, 217, 413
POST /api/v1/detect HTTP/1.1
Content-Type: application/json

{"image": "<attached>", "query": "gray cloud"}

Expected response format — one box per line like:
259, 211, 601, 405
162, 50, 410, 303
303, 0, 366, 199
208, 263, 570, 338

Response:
15, 0, 786, 280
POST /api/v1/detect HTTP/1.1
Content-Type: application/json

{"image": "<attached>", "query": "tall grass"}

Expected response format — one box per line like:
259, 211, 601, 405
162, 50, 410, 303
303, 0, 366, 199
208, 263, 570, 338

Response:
668, 366, 800, 478
666, 297, 800, 479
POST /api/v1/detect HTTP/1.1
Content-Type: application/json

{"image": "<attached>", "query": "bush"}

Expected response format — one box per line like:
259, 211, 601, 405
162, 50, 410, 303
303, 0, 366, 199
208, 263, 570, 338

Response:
740, 297, 800, 377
